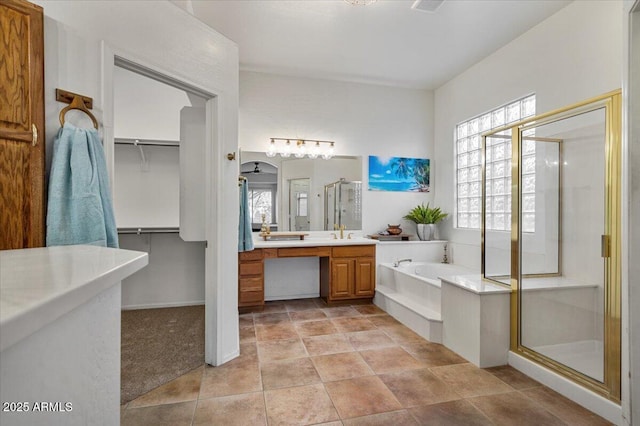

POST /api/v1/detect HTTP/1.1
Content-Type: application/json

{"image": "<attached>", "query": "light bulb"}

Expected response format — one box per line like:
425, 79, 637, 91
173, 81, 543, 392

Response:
295, 140, 306, 158
281, 140, 291, 157
266, 139, 277, 157
322, 142, 335, 160
308, 142, 320, 159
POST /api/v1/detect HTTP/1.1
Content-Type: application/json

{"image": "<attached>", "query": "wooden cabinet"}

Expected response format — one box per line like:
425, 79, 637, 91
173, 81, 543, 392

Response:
0, 0, 45, 250
327, 245, 376, 302
239, 244, 376, 309
238, 249, 264, 308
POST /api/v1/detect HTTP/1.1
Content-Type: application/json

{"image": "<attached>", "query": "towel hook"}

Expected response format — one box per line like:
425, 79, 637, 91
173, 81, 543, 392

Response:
58, 91, 99, 129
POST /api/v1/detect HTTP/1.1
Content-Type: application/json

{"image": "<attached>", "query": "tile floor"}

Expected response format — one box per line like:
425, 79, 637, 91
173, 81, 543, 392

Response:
120, 299, 611, 425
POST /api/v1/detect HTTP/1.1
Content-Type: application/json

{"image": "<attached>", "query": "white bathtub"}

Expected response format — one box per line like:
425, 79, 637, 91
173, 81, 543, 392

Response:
374, 262, 473, 343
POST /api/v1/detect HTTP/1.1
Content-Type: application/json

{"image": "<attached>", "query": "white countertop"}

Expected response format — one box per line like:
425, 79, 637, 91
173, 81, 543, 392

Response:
0, 245, 148, 351
253, 233, 377, 249
439, 274, 511, 294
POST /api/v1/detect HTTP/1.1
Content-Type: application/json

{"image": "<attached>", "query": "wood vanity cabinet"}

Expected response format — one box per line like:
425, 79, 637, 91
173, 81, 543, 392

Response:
328, 245, 376, 302
238, 244, 376, 309
238, 249, 265, 308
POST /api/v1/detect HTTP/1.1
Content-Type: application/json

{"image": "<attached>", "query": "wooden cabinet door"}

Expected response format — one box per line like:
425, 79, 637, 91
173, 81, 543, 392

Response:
0, 0, 45, 249
355, 257, 375, 297
330, 258, 354, 299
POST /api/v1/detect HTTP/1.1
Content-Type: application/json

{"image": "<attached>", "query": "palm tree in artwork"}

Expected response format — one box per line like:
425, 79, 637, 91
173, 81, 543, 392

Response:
389, 157, 412, 179
413, 159, 430, 191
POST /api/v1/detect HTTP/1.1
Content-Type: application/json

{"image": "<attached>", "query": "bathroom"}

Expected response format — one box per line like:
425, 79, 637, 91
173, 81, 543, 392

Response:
0, 0, 638, 425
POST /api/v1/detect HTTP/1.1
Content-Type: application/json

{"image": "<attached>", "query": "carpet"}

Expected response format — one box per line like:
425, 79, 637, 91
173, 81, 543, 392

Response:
121, 305, 205, 404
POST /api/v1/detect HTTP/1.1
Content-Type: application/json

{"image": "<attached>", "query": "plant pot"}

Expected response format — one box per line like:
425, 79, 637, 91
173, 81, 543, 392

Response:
417, 223, 436, 241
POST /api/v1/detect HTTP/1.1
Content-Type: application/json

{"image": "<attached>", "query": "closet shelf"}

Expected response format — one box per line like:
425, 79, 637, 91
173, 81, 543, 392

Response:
118, 227, 179, 235
114, 137, 179, 147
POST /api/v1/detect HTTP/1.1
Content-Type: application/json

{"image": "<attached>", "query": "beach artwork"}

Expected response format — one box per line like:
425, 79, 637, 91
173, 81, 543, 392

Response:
368, 156, 430, 192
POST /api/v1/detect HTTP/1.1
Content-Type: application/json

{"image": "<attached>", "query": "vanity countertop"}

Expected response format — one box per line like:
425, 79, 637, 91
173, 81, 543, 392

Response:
254, 236, 377, 248
0, 245, 148, 352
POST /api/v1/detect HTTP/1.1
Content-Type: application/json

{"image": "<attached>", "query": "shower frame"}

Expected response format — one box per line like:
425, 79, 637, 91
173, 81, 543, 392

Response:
480, 90, 622, 402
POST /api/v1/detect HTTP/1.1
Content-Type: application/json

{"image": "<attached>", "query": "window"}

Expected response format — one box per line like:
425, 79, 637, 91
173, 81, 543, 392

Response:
455, 95, 536, 230
248, 188, 276, 225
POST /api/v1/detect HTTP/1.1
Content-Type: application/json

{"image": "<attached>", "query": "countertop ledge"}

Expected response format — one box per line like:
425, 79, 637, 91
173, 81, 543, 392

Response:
0, 245, 148, 352
253, 237, 377, 249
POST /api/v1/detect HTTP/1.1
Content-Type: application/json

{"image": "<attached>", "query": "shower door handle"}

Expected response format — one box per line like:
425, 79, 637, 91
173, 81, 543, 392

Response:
601, 235, 610, 258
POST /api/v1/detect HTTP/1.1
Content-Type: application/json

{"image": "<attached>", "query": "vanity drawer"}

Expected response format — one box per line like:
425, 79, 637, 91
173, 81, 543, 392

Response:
239, 250, 263, 261
239, 277, 263, 292
239, 261, 263, 276
239, 290, 264, 304
332, 245, 375, 258
263, 248, 278, 258
278, 247, 327, 258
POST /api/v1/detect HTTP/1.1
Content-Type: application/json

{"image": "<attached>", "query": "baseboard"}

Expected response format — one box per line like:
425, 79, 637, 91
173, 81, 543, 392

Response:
264, 293, 319, 301
121, 300, 205, 310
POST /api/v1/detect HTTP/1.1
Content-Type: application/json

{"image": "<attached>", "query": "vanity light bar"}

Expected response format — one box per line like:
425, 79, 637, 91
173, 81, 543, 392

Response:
267, 138, 335, 160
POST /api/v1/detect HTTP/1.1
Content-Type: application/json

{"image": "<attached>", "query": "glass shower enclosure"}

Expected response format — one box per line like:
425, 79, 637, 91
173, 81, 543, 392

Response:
482, 90, 621, 402
324, 180, 362, 230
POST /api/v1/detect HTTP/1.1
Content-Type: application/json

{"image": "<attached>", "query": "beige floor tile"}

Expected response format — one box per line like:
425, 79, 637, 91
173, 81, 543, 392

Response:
122, 401, 195, 426
402, 341, 467, 367
379, 368, 460, 408
430, 363, 513, 398
295, 319, 339, 337
285, 299, 321, 312
193, 392, 266, 426
324, 375, 402, 419
359, 346, 424, 374
240, 325, 256, 343
290, 309, 328, 322
255, 322, 298, 341
254, 312, 291, 325
522, 386, 612, 425
258, 338, 308, 362
352, 304, 387, 316
239, 314, 254, 327
342, 410, 418, 426
409, 399, 493, 426
199, 363, 262, 399
331, 316, 377, 333
323, 306, 361, 318
211, 342, 258, 370
303, 333, 354, 356
379, 324, 425, 344
468, 391, 566, 426
261, 357, 321, 390
128, 366, 203, 408
367, 314, 401, 327
484, 365, 541, 390
265, 383, 339, 425
312, 352, 373, 382
260, 302, 288, 314
345, 330, 397, 351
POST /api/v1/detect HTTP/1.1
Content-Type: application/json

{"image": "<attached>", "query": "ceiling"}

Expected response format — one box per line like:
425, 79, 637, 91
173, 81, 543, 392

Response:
182, 0, 571, 90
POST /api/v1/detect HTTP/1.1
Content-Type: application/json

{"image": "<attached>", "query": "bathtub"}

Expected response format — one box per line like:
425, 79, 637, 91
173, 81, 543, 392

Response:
374, 262, 473, 343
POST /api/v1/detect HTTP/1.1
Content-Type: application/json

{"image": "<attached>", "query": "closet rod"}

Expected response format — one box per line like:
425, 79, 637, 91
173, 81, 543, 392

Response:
115, 137, 179, 147
118, 227, 180, 235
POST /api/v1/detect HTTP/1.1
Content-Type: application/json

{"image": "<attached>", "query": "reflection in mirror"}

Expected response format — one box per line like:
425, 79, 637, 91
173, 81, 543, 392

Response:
289, 178, 310, 231
240, 160, 278, 232
241, 151, 362, 231
324, 180, 362, 230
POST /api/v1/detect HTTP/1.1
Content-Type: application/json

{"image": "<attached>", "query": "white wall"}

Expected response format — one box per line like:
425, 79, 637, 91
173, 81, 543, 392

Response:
239, 71, 434, 237
434, 0, 623, 270
35, 0, 239, 366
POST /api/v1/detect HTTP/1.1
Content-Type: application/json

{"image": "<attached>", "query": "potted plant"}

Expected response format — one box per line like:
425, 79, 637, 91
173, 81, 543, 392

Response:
403, 203, 448, 241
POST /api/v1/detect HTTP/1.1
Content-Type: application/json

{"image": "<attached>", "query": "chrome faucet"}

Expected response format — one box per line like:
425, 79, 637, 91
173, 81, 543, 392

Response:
393, 258, 412, 267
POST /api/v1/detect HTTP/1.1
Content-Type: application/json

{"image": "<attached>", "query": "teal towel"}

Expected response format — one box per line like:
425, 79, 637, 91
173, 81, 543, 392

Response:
46, 123, 119, 248
238, 179, 254, 252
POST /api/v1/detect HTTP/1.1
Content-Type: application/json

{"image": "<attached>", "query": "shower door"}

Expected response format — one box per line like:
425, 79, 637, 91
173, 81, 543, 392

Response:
515, 92, 621, 401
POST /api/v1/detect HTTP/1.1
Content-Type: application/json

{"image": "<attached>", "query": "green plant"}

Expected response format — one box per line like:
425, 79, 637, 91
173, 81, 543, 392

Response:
403, 203, 448, 224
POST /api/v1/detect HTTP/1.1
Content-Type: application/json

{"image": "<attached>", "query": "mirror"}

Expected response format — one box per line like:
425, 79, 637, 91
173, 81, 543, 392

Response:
241, 151, 362, 231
